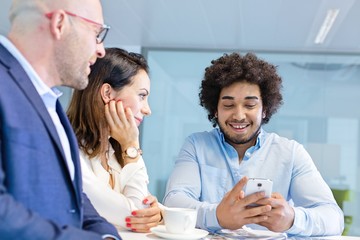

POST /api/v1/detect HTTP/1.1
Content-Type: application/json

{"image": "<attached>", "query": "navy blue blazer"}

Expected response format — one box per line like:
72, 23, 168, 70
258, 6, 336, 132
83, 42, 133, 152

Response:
0, 43, 120, 239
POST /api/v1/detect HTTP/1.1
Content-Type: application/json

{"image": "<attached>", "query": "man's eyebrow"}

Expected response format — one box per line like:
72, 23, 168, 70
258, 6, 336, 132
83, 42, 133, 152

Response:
220, 96, 259, 100
221, 96, 234, 100
245, 96, 259, 100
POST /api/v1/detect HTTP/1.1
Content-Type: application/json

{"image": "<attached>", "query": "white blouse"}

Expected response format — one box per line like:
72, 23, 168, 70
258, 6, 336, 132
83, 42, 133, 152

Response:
80, 145, 149, 230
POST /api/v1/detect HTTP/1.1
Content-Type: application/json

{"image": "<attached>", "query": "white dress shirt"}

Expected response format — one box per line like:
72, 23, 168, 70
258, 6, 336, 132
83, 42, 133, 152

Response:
80, 145, 150, 230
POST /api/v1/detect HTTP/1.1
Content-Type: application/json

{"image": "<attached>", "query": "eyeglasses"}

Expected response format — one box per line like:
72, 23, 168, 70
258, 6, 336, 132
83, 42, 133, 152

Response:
45, 11, 110, 44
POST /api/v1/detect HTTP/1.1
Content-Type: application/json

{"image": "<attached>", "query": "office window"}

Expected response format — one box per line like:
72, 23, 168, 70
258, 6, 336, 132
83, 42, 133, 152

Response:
141, 49, 360, 236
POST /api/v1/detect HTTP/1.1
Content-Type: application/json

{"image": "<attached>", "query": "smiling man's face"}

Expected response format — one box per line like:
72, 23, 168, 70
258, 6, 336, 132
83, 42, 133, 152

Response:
217, 81, 264, 147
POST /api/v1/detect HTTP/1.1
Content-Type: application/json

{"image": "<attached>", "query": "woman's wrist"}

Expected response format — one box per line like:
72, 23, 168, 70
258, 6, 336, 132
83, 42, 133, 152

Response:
122, 146, 142, 164
121, 141, 140, 150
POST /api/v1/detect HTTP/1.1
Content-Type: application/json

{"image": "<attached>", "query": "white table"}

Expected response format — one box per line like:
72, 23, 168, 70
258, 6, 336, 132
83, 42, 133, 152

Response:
118, 231, 159, 240
119, 230, 187, 239
315, 237, 360, 240
118, 230, 360, 240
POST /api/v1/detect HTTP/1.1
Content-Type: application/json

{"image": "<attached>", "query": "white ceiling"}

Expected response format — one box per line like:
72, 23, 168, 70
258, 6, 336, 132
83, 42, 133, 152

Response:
1, 0, 360, 53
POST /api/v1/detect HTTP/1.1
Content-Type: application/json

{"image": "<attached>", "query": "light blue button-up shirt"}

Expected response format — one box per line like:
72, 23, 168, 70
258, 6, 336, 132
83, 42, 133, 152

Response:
163, 128, 344, 236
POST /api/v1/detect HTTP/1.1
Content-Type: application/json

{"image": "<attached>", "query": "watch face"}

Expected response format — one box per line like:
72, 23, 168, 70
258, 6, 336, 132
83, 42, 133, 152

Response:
126, 147, 138, 158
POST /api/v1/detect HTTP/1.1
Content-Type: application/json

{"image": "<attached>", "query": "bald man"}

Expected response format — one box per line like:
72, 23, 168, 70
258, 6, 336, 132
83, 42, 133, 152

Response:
0, 0, 121, 239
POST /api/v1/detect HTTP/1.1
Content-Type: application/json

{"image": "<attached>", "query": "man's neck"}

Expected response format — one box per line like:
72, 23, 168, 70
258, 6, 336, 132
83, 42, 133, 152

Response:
8, 31, 58, 88
233, 140, 255, 164
227, 131, 260, 163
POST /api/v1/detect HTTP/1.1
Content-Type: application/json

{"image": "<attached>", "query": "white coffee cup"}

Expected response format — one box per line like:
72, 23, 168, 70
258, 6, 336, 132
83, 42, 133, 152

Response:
163, 207, 197, 234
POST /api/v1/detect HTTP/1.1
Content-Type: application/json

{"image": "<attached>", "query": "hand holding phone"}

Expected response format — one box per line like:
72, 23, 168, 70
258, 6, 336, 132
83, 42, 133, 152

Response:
244, 178, 273, 199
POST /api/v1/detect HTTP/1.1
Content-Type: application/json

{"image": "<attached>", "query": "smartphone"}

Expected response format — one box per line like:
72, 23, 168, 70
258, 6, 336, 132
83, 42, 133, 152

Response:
244, 178, 273, 198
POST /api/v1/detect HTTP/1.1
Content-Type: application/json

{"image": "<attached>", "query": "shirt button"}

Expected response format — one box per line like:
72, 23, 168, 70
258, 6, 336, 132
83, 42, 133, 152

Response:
68, 209, 76, 214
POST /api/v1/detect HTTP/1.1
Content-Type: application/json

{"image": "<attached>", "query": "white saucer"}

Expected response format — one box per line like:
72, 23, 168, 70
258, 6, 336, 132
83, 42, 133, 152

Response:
150, 225, 209, 240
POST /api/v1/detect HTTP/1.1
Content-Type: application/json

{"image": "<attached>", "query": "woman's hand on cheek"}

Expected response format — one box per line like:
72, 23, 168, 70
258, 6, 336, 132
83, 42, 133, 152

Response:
105, 100, 139, 148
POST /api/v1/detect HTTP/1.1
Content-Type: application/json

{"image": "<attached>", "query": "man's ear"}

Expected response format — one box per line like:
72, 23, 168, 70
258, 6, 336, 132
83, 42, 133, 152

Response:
100, 83, 112, 104
262, 111, 266, 119
48, 10, 67, 40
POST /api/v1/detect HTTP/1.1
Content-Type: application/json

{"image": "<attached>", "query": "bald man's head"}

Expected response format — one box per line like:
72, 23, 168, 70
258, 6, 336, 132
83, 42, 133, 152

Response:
9, 0, 104, 37
7, 0, 106, 89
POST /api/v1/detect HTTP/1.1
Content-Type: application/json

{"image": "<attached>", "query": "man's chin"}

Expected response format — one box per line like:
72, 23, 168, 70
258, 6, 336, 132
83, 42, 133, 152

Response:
78, 82, 89, 90
224, 131, 260, 145
227, 137, 252, 145
72, 78, 89, 90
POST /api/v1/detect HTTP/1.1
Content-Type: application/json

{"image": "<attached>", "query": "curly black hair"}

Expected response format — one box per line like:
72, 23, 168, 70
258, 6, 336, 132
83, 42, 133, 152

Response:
199, 52, 283, 127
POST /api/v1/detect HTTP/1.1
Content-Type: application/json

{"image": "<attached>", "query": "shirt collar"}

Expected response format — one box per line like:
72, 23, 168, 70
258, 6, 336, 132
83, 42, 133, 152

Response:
217, 127, 265, 161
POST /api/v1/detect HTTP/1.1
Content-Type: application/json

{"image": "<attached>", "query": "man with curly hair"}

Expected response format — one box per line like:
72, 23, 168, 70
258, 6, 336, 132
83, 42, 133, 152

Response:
163, 52, 344, 236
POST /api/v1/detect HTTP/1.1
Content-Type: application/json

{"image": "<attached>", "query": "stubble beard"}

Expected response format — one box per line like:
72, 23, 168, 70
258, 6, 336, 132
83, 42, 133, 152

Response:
57, 56, 89, 90
219, 122, 261, 145
55, 34, 89, 90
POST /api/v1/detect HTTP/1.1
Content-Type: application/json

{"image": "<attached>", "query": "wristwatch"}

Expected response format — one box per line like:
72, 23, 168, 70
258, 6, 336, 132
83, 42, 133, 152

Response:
122, 147, 142, 159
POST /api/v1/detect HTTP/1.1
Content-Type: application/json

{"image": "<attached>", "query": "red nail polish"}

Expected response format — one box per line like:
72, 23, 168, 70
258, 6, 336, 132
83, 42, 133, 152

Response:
143, 199, 148, 204
125, 217, 131, 222
126, 223, 131, 227
131, 211, 137, 216
131, 228, 136, 232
